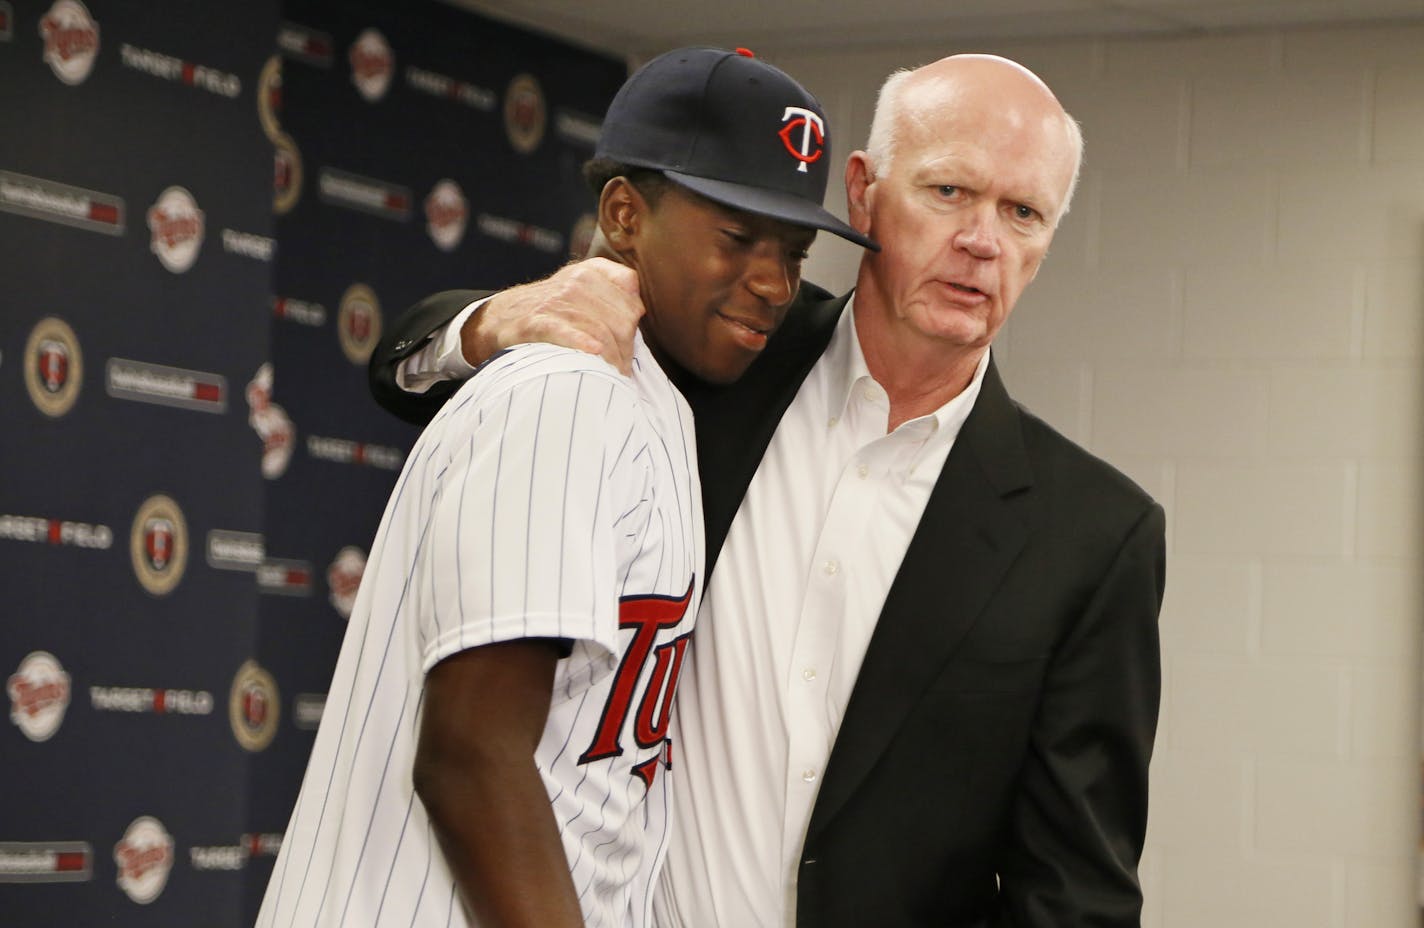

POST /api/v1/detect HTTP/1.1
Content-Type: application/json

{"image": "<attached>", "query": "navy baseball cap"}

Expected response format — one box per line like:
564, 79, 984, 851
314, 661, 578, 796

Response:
596, 47, 878, 251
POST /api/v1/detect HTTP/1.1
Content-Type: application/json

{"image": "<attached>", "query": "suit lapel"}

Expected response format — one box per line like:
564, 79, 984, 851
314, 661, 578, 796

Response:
806, 359, 1034, 840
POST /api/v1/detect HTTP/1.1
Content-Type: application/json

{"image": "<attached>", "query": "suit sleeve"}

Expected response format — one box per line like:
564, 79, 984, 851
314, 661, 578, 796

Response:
368, 288, 492, 425
995, 502, 1166, 927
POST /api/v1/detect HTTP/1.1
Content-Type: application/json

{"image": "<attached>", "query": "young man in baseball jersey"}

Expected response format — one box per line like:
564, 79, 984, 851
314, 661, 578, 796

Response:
258, 47, 872, 928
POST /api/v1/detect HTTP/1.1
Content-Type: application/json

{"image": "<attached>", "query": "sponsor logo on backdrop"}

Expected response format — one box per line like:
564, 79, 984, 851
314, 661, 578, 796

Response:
244, 832, 282, 857
306, 434, 403, 470
23, 316, 83, 417
348, 28, 392, 102
293, 693, 325, 730
129, 494, 188, 596
276, 21, 333, 67
0, 513, 111, 548
273, 132, 302, 214
8, 651, 71, 742
0, 842, 91, 882
477, 212, 562, 254
337, 283, 382, 364
106, 358, 226, 413
146, 186, 204, 273
205, 529, 264, 571
230, 660, 278, 752
114, 817, 173, 904
424, 179, 467, 252
405, 65, 494, 110
0, 170, 124, 235
569, 212, 597, 259
246, 363, 294, 479
327, 546, 366, 619
188, 832, 284, 870
0, 3, 14, 42
317, 167, 409, 220
39, 0, 98, 86
257, 55, 283, 139
90, 685, 213, 715
554, 109, 601, 147
257, 558, 312, 596
119, 43, 241, 98
188, 844, 245, 871
222, 228, 275, 261
272, 295, 325, 326
504, 73, 545, 154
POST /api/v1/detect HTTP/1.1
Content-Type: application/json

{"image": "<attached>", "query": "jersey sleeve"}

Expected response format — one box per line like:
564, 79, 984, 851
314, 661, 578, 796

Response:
414, 345, 645, 675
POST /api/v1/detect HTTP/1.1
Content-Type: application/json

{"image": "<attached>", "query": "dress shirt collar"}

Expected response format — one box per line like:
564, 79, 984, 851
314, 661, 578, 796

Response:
824, 296, 992, 455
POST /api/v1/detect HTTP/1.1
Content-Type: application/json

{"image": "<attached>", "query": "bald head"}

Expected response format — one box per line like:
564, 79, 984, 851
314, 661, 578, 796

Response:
865, 54, 1082, 223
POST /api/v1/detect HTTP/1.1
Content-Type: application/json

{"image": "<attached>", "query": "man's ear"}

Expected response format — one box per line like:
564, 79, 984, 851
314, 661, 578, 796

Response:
598, 177, 645, 256
845, 151, 875, 236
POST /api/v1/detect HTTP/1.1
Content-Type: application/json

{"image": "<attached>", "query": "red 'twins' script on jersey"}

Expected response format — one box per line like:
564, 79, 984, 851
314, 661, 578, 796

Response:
577, 579, 694, 788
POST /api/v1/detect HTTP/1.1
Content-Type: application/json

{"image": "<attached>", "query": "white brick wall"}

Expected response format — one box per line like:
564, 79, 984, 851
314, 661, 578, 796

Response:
764, 21, 1424, 926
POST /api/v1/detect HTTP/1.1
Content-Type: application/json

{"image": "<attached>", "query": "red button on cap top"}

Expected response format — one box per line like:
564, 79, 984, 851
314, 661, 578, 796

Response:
735, 47, 755, 57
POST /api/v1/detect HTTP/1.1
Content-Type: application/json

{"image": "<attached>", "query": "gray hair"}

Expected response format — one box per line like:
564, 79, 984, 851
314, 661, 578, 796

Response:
862, 65, 1085, 224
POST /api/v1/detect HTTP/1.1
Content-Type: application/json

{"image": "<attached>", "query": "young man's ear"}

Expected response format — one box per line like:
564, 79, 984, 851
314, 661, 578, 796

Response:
598, 177, 645, 255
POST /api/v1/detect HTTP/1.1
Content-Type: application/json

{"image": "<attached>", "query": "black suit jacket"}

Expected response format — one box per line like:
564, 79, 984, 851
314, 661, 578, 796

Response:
370, 285, 1166, 927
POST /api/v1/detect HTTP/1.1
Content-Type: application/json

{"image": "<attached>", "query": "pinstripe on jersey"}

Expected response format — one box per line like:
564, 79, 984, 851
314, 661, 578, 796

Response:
258, 336, 703, 928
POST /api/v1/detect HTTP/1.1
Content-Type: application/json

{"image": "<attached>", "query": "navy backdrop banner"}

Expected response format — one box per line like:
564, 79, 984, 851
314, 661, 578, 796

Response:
0, 0, 624, 923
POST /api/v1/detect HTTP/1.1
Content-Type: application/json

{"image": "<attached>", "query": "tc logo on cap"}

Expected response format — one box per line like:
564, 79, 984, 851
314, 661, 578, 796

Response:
779, 106, 824, 173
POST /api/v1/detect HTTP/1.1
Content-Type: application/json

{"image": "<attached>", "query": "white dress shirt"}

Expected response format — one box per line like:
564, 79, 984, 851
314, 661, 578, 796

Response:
395, 298, 990, 927
654, 302, 989, 927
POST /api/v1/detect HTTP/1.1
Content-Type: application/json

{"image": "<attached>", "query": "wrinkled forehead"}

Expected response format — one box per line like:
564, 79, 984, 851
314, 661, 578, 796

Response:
893, 78, 1076, 204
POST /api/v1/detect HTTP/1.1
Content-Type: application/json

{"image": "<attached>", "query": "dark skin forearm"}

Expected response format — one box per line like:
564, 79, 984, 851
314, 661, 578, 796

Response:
414, 640, 583, 928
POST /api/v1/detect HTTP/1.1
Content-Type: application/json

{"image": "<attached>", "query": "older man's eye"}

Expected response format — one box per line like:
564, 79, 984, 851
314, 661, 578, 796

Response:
936, 185, 959, 197
1013, 204, 1038, 220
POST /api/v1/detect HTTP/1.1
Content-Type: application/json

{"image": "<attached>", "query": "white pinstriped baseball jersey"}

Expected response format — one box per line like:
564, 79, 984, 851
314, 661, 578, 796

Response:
258, 335, 702, 928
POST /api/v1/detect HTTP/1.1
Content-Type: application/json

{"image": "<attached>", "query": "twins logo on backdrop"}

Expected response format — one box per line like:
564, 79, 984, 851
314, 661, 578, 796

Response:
326, 546, 366, 619
337, 283, 382, 364
349, 27, 393, 102
272, 132, 303, 214
24, 316, 82, 417
39, 0, 98, 86
146, 186, 204, 273
7, 651, 71, 742
129, 494, 188, 596
424, 179, 467, 251
504, 73, 546, 154
258, 55, 305, 214
113, 816, 173, 904
246, 363, 294, 478
229, 660, 279, 752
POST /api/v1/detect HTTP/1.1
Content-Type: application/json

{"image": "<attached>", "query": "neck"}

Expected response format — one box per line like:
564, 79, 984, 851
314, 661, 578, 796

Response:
851, 288, 986, 432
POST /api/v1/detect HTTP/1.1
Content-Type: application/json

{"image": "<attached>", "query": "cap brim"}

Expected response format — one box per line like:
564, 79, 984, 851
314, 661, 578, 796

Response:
663, 170, 880, 252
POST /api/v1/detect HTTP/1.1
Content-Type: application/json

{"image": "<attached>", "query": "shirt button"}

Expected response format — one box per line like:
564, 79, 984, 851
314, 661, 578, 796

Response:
802, 668, 817, 682
861, 384, 877, 402
827, 415, 838, 428
823, 560, 839, 576
856, 463, 869, 479
802, 769, 818, 783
